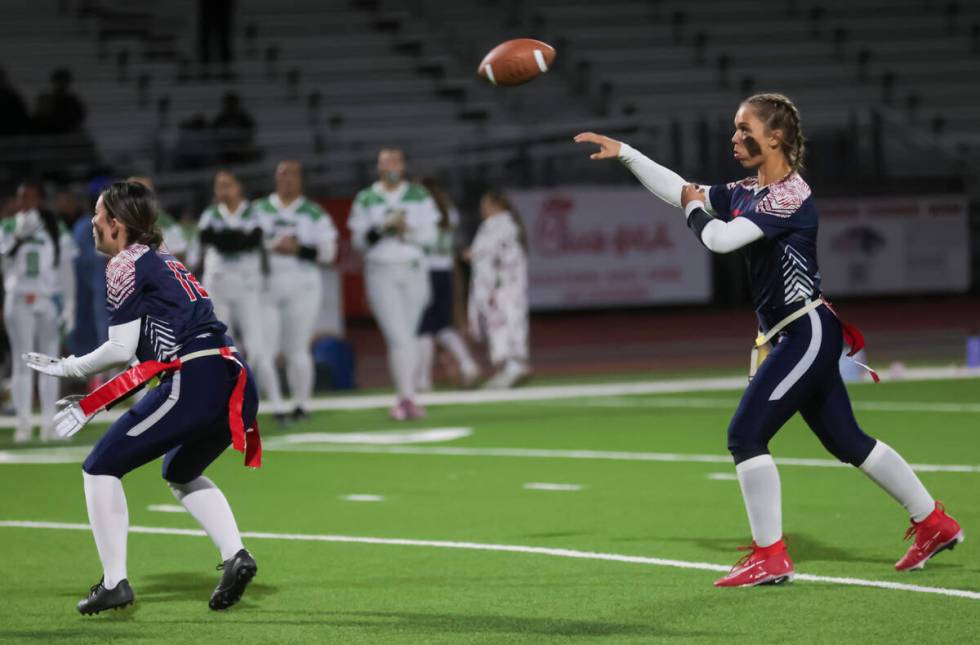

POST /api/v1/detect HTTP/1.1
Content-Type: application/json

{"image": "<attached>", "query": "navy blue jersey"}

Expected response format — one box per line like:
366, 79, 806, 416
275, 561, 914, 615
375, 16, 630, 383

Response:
709, 172, 821, 319
106, 244, 226, 362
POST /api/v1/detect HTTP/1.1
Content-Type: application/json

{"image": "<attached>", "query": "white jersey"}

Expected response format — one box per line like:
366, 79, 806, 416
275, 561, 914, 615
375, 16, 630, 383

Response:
348, 181, 439, 265
0, 209, 76, 297
428, 207, 460, 271
254, 194, 337, 274
468, 211, 527, 321
199, 200, 265, 277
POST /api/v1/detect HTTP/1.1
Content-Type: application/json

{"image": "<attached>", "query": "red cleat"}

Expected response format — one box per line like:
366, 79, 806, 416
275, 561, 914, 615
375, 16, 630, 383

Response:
895, 502, 964, 571
714, 539, 795, 587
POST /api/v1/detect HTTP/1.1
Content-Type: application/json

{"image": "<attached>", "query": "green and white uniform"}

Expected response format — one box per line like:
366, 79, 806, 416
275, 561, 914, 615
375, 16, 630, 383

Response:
158, 210, 189, 259
255, 194, 337, 412
198, 200, 280, 411
348, 181, 438, 402
0, 209, 76, 441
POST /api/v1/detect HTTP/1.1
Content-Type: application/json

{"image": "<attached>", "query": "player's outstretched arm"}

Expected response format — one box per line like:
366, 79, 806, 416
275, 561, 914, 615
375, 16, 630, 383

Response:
574, 132, 688, 208
24, 319, 140, 378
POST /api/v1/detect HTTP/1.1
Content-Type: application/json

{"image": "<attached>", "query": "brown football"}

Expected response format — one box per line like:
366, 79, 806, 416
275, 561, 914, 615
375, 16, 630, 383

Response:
477, 38, 556, 86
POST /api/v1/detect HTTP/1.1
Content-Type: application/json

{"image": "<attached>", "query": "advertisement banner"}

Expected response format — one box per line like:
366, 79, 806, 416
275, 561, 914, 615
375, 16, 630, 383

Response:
817, 195, 970, 296
509, 187, 712, 310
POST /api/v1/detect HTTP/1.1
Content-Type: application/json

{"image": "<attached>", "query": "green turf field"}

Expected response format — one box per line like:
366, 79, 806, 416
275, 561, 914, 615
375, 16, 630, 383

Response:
0, 376, 977, 644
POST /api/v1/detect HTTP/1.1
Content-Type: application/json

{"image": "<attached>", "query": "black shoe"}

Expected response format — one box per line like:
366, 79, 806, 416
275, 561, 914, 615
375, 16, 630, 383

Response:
273, 412, 291, 425
77, 577, 134, 615
209, 549, 257, 611
291, 406, 309, 422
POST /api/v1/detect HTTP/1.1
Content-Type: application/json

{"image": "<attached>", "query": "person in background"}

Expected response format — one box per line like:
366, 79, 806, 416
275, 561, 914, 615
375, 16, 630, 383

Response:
415, 177, 479, 391
254, 160, 337, 421
348, 149, 438, 420
199, 170, 280, 417
71, 179, 111, 375
467, 190, 530, 389
1, 181, 76, 441
33, 68, 86, 135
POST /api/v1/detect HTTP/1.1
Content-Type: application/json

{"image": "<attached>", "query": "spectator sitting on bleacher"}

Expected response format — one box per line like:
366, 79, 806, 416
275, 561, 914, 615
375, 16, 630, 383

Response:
33, 68, 87, 135
0, 67, 31, 136
212, 91, 258, 164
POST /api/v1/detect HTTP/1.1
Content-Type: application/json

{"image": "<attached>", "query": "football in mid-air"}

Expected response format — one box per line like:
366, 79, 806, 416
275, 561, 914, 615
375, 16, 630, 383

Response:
478, 38, 556, 86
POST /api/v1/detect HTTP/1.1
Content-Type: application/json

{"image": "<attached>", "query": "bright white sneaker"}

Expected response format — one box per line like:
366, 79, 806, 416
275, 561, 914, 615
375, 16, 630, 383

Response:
483, 360, 530, 390
14, 421, 32, 444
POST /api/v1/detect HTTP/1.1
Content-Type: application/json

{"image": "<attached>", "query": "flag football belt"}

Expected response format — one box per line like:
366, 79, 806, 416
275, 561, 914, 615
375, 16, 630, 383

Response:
77, 346, 262, 468
749, 297, 879, 383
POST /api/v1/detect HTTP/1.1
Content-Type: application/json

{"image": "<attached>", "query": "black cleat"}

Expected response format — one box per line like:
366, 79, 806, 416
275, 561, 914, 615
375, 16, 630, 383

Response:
209, 549, 257, 611
273, 412, 291, 426
291, 406, 309, 422
77, 578, 134, 615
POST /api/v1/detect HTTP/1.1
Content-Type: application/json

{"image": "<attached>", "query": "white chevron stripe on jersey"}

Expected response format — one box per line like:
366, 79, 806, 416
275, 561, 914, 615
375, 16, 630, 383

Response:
781, 244, 814, 304
106, 244, 150, 309
145, 315, 178, 360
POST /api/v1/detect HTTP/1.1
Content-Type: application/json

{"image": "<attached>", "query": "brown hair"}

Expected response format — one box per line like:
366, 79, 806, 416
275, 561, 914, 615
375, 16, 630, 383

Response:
419, 176, 454, 231
484, 189, 528, 252
743, 93, 806, 171
100, 180, 164, 247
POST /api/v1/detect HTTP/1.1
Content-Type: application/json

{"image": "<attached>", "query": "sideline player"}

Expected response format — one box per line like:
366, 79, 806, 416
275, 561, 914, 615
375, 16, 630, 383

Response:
24, 181, 261, 613
575, 93, 963, 586
348, 148, 437, 419
254, 160, 337, 419
415, 177, 479, 391
467, 189, 530, 389
1, 181, 75, 441
198, 170, 282, 415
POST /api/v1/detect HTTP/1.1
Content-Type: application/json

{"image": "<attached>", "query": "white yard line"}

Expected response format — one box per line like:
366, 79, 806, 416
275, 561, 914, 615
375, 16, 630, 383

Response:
568, 397, 980, 414
523, 483, 584, 491
3, 444, 977, 473
0, 520, 976, 601
1, 366, 977, 429
262, 444, 980, 474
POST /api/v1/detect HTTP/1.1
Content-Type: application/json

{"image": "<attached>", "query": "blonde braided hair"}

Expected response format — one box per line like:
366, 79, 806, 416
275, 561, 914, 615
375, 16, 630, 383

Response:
743, 93, 806, 171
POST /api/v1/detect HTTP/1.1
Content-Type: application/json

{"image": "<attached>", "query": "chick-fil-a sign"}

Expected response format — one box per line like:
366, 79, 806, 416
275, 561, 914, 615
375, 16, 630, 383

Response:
510, 187, 710, 310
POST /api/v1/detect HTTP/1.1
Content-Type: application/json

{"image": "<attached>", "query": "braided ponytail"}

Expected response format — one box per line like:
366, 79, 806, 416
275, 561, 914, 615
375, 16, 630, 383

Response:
743, 93, 806, 171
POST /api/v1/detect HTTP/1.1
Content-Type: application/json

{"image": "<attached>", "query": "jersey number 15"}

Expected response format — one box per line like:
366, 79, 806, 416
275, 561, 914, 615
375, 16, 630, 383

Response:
166, 260, 210, 301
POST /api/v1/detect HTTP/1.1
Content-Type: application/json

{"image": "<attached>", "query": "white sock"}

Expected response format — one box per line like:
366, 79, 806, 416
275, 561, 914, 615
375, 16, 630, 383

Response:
390, 340, 417, 400
436, 328, 478, 378
859, 441, 934, 522
416, 335, 434, 391
287, 352, 315, 411
735, 454, 782, 548
252, 353, 283, 413
169, 476, 244, 561
82, 472, 129, 589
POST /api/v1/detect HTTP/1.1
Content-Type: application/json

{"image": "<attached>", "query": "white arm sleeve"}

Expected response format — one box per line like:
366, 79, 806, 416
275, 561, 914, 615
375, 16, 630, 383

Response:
698, 216, 766, 254
315, 214, 338, 265
618, 143, 688, 208
62, 319, 141, 377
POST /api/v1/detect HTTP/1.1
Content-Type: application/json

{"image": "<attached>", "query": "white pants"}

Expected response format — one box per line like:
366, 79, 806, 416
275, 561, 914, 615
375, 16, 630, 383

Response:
486, 292, 529, 366
263, 267, 322, 411
206, 267, 281, 411
365, 260, 430, 400
4, 293, 60, 438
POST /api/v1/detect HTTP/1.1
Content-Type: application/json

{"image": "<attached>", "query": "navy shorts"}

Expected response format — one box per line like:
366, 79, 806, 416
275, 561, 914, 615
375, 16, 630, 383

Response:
418, 270, 454, 334
83, 336, 259, 483
727, 304, 876, 466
